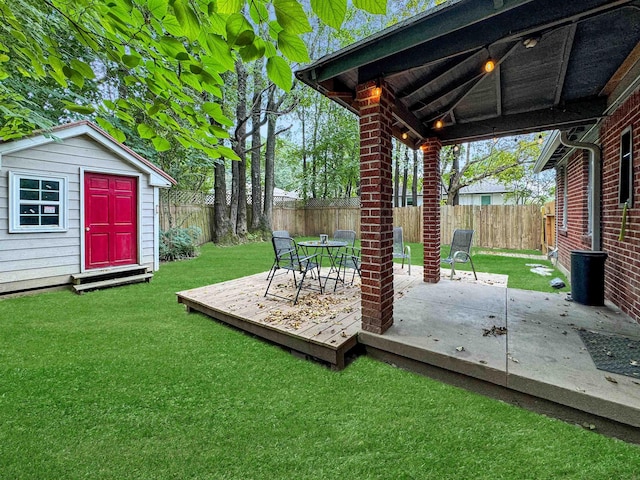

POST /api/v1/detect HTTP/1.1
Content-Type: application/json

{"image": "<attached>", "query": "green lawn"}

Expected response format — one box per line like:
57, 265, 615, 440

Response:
1, 242, 636, 479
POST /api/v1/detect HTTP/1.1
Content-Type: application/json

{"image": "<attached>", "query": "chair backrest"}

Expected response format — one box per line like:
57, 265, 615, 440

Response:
447, 229, 474, 259
332, 229, 356, 246
393, 227, 405, 255
272, 235, 296, 264
272, 230, 289, 239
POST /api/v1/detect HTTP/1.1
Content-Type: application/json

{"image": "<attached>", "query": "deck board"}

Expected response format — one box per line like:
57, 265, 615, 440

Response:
176, 266, 423, 369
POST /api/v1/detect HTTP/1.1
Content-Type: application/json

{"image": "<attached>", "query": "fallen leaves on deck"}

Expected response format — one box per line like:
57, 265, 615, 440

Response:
483, 325, 508, 337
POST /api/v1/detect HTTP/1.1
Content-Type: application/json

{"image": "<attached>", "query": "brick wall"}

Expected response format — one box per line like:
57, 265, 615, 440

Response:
422, 138, 441, 283
556, 149, 591, 269
357, 80, 395, 334
600, 89, 640, 321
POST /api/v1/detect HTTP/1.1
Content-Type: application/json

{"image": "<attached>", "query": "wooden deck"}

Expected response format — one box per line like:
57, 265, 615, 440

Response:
176, 266, 420, 369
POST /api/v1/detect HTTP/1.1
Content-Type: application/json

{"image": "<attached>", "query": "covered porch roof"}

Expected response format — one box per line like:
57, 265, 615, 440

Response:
296, 0, 640, 148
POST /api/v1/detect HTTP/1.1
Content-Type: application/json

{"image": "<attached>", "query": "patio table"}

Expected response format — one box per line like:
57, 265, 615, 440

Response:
298, 240, 348, 289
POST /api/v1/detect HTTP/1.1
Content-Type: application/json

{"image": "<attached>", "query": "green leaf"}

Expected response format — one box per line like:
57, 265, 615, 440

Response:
310, 0, 346, 29
217, 145, 239, 160
249, 1, 269, 23
217, 0, 243, 14
152, 136, 172, 151
273, 0, 312, 34
137, 123, 156, 139
205, 34, 235, 71
266, 56, 293, 91
353, 0, 387, 15
71, 59, 95, 79
173, 0, 201, 41
277, 31, 309, 63
147, 0, 167, 19
225, 13, 255, 47
122, 54, 141, 68
239, 37, 266, 62
64, 102, 95, 114
202, 102, 233, 126
158, 37, 187, 58
0, 54, 9, 62
162, 14, 183, 36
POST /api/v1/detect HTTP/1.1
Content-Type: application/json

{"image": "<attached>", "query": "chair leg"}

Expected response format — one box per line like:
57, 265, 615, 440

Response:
469, 257, 478, 280
450, 260, 456, 279
264, 267, 278, 297
408, 255, 411, 275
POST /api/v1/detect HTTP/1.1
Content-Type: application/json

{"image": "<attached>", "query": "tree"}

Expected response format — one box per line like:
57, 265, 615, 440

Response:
1, 0, 387, 155
440, 136, 542, 206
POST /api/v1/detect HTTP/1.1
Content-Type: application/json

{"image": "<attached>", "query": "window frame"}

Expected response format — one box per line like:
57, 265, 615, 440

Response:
480, 195, 491, 206
8, 171, 69, 233
618, 126, 633, 207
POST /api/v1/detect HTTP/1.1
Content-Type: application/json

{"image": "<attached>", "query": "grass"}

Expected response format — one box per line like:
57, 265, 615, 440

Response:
2, 242, 636, 479
401, 241, 569, 293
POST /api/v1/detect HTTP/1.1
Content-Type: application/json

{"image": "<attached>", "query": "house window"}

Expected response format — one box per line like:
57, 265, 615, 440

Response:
9, 172, 68, 233
619, 126, 633, 206
481, 195, 491, 206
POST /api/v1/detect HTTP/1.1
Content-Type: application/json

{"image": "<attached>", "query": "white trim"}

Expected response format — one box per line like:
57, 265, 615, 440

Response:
153, 188, 160, 271
618, 125, 634, 207
0, 123, 173, 187
8, 171, 69, 233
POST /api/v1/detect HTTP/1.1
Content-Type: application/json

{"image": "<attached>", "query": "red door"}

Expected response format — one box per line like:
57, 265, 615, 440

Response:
84, 173, 138, 270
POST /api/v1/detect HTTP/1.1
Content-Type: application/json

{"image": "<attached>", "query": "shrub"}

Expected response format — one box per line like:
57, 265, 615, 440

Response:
160, 226, 202, 262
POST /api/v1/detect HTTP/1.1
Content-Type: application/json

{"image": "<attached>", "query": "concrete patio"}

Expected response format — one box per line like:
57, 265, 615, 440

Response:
361, 268, 640, 441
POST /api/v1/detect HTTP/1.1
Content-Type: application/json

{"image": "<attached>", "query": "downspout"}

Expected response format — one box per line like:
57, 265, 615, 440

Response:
559, 131, 601, 251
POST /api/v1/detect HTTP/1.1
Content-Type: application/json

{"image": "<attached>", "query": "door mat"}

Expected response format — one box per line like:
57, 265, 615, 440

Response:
577, 329, 640, 379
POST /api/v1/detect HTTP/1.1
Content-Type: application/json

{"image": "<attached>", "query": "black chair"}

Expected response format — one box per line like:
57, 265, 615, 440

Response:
332, 229, 356, 246
442, 229, 477, 280
267, 230, 290, 280
265, 236, 322, 304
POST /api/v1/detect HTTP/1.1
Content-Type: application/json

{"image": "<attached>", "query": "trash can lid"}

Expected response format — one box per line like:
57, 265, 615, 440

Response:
570, 250, 608, 258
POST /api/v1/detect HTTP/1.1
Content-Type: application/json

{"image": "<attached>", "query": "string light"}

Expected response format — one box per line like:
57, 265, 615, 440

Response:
434, 119, 444, 129
402, 132, 408, 140
484, 60, 495, 73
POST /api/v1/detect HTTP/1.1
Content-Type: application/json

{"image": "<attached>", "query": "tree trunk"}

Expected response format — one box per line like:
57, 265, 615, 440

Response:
213, 160, 231, 242
394, 147, 400, 207
250, 60, 264, 231
231, 60, 248, 237
401, 146, 408, 207
263, 95, 277, 231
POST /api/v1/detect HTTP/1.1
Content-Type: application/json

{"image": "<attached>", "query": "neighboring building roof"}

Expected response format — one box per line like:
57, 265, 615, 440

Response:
297, 0, 640, 147
0, 120, 176, 187
273, 187, 299, 199
459, 180, 511, 195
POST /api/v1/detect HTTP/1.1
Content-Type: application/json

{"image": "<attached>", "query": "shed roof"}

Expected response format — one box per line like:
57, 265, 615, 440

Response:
0, 121, 177, 187
296, 0, 640, 147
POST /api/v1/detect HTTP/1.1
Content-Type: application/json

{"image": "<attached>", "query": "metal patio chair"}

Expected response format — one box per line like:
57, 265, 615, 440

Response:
266, 230, 290, 280
393, 226, 411, 275
332, 229, 356, 247
443, 229, 477, 280
334, 246, 361, 291
264, 236, 322, 304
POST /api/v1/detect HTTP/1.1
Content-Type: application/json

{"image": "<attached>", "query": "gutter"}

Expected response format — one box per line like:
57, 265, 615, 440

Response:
558, 131, 602, 251
533, 131, 561, 173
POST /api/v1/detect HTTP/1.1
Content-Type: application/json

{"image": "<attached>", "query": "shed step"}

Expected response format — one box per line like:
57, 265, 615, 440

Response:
72, 265, 149, 285
72, 273, 153, 293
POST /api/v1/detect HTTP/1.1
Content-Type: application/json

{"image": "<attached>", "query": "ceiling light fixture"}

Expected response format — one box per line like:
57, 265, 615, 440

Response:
484, 59, 495, 73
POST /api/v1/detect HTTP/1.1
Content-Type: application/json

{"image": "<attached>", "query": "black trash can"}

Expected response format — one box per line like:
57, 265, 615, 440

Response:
570, 250, 608, 306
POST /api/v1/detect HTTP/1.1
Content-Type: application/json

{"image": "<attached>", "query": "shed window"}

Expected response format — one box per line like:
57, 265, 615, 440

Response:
481, 195, 491, 206
619, 127, 633, 206
9, 172, 68, 233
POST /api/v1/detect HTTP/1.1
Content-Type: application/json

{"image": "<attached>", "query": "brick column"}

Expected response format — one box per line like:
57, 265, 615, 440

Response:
422, 138, 441, 283
357, 80, 394, 334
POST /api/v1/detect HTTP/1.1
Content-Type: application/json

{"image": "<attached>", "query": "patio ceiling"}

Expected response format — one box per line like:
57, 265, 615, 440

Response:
296, 0, 640, 147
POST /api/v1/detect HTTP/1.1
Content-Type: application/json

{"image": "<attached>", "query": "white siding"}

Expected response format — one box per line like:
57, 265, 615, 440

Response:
0, 135, 158, 293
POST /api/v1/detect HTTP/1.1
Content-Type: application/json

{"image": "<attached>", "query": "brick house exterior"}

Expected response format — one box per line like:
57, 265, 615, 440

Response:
551, 89, 640, 323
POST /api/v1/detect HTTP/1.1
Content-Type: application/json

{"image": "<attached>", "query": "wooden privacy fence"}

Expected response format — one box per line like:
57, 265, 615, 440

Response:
159, 190, 214, 245
273, 204, 543, 250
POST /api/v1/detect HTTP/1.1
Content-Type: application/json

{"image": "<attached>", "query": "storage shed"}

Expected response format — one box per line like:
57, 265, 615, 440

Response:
0, 121, 176, 294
